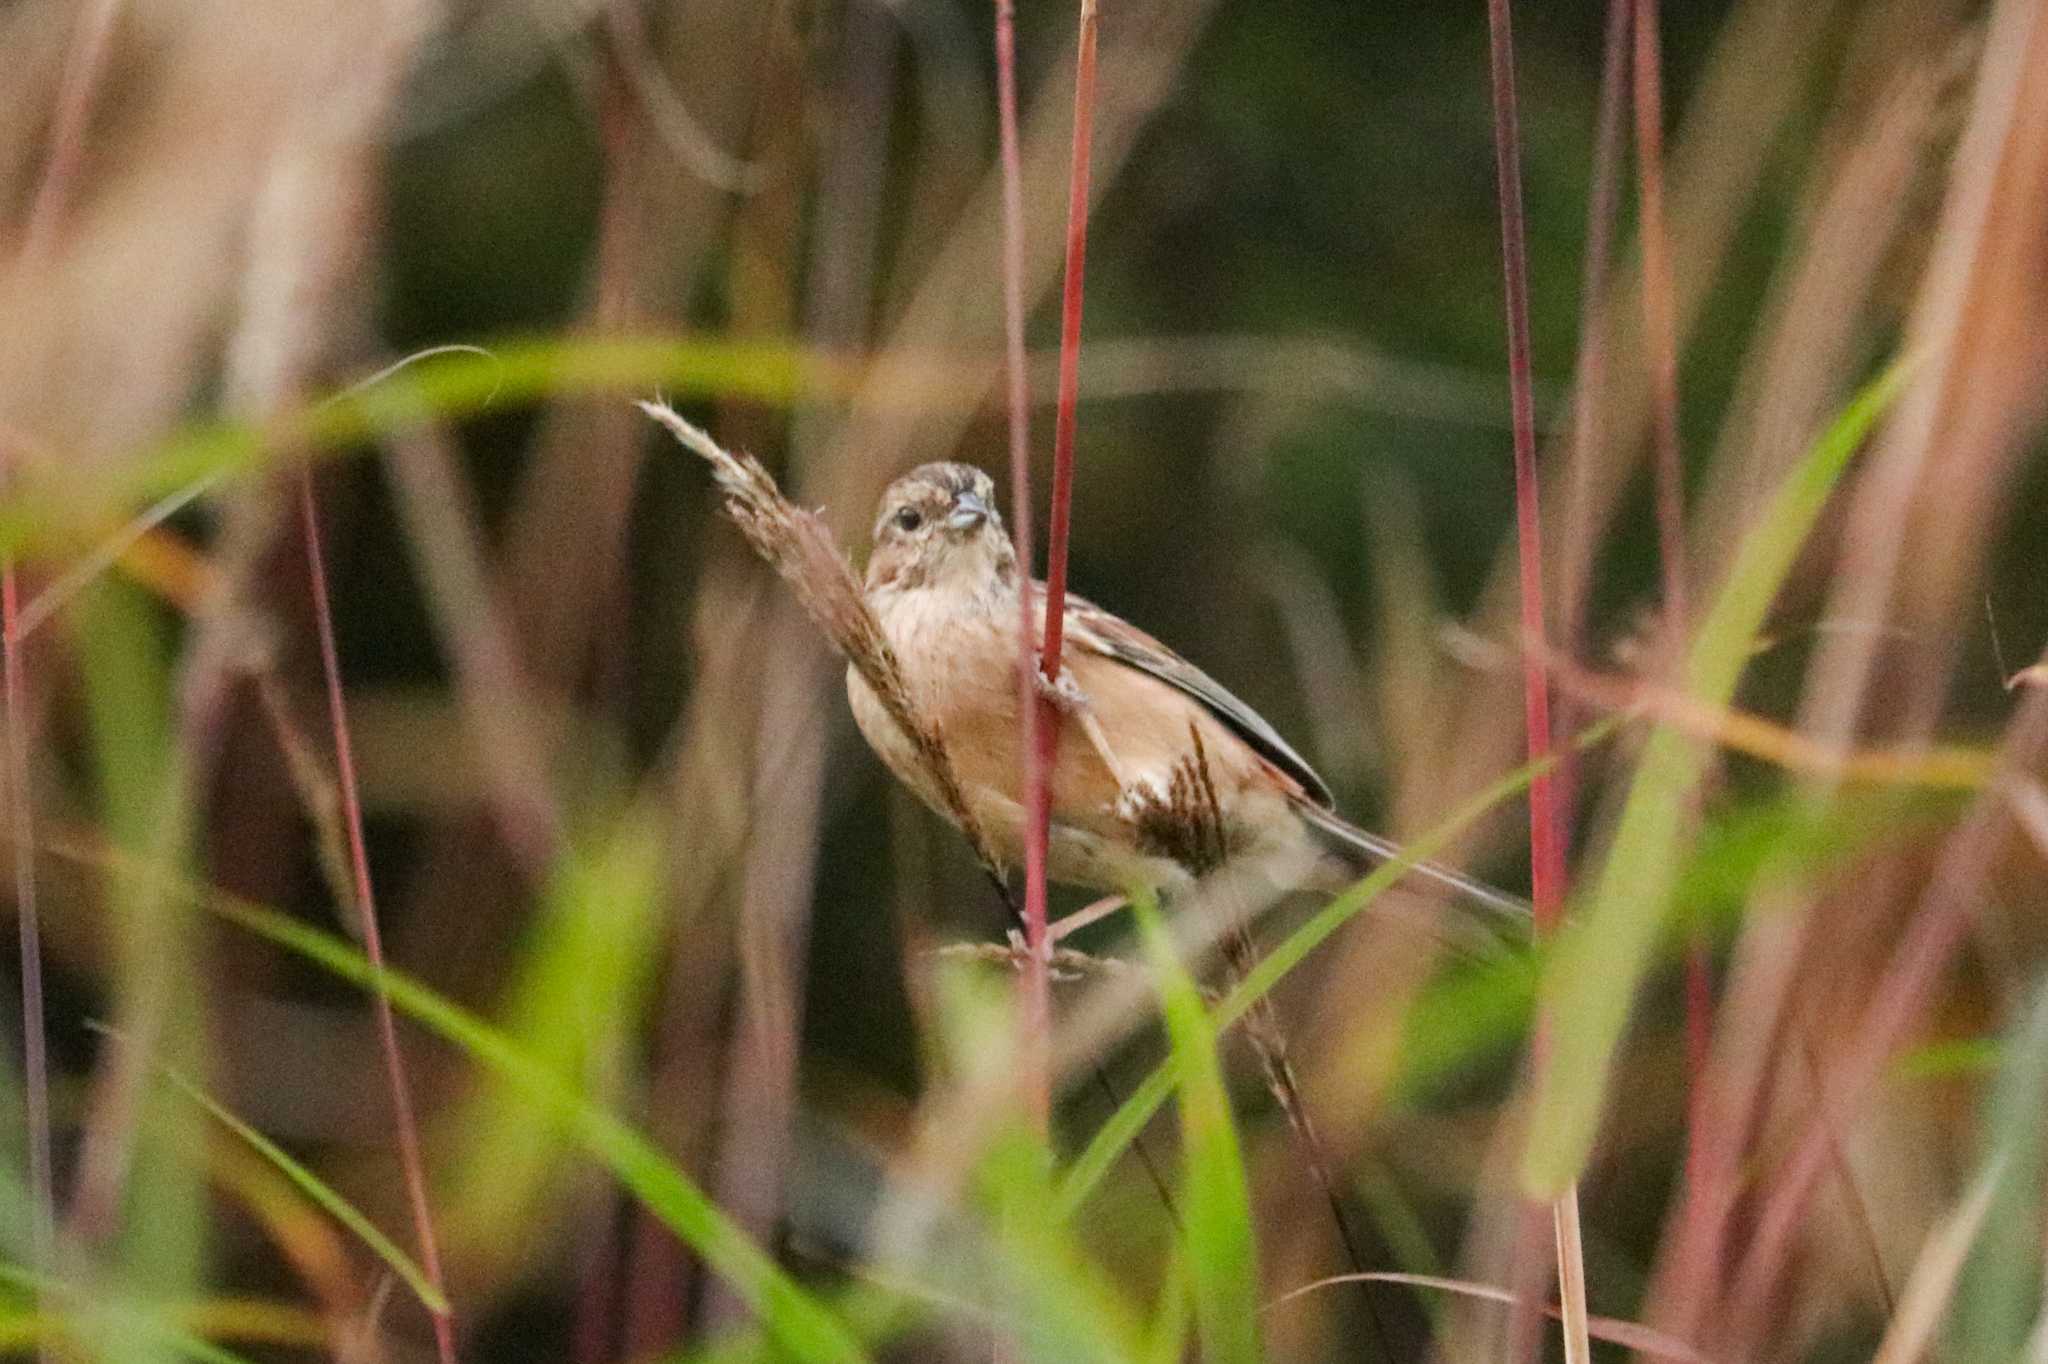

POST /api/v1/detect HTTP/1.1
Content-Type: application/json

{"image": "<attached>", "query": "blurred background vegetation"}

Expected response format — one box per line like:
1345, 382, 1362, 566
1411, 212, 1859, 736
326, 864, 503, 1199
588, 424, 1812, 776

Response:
0, 0, 2045, 1359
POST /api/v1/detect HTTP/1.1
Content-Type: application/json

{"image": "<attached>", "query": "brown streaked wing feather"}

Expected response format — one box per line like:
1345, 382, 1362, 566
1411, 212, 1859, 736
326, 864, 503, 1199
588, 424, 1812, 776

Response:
1059, 589, 1335, 808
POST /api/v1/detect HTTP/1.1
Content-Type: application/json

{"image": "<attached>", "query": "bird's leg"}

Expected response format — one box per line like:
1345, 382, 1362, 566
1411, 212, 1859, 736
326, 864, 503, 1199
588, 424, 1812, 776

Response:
1035, 668, 1140, 794
1050, 893, 1130, 942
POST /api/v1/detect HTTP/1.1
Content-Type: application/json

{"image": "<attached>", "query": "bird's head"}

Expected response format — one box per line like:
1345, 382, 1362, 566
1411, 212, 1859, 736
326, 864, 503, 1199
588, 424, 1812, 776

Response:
865, 462, 1017, 595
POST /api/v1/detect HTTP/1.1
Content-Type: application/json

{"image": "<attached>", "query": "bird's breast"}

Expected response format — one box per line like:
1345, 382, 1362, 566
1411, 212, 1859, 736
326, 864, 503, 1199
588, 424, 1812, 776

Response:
850, 585, 1289, 890
849, 590, 1024, 818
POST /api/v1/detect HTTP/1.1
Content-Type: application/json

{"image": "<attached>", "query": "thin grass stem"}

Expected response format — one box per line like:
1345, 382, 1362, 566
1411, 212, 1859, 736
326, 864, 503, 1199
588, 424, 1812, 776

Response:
1725, 667, 2048, 1338
1483, 0, 1591, 1359
295, 473, 456, 1364
1038, 0, 1097, 680
3, 561, 52, 1287
1041, 0, 1099, 1071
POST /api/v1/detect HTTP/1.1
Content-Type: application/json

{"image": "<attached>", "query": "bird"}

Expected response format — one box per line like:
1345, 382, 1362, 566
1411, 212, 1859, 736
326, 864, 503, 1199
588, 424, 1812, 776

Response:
845, 461, 1529, 925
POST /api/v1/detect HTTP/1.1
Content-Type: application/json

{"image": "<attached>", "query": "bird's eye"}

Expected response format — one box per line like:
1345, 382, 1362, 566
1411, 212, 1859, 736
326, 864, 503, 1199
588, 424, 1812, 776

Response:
893, 506, 924, 533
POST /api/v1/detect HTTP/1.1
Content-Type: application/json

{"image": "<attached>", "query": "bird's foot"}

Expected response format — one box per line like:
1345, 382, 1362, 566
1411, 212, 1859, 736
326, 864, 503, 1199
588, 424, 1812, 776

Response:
1032, 668, 1090, 716
1051, 894, 1129, 942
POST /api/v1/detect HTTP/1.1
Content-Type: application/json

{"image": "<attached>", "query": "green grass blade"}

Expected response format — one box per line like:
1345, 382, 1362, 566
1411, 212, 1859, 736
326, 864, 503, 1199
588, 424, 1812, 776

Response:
1057, 1060, 1183, 1222
1893, 1037, 2001, 1082
1065, 699, 1928, 1225
110, 1037, 449, 1315
1522, 359, 1910, 1196
1952, 977, 2048, 1356
443, 816, 668, 1250
0, 1308, 51, 1353
122, 869, 867, 1363
1387, 949, 1540, 1105
1352, 1162, 1449, 1333
1135, 894, 1260, 1364
1381, 785, 1940, 1110
0, 335, 835, 559
671, 1281, 913, 1364
73, 579, 208, 1340
1676, 787, 1961, 939
0, 1261, 268, 1364
978, 1125, 1154, 1364
1142, 1251, 1193, 1364
925, 962, 1149, 1364
1057, 724, 1611, 1218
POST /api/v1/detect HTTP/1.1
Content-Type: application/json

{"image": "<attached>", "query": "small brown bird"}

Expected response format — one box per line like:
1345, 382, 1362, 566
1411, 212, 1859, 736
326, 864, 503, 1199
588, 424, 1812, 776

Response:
847, 462, 1527, 921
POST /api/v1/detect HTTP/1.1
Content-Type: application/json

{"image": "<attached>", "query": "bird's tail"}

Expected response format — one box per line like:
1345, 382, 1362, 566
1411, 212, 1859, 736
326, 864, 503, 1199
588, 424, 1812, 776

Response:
1292, 798, 1532, 935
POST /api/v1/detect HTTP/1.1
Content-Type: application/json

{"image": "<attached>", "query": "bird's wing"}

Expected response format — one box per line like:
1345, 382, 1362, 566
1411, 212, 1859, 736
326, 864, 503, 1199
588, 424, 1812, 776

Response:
1058, 590, 1335, 808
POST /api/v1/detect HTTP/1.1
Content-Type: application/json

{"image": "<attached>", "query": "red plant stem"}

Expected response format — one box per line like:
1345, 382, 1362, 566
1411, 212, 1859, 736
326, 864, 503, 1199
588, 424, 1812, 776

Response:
991, 0, 1054, 1127
3, 564, 52, 1277
1001, 0, 1099, 1131
1037, 0, 1097, 679
1485, 0, 1565, 929
1486, 1, 1586, 1358
1034, 0, 1099, 1093
297, 475, 457, 1364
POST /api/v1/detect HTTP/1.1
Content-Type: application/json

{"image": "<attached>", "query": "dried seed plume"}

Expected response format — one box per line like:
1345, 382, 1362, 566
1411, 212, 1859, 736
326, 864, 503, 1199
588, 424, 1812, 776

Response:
637, 401, 1002, 878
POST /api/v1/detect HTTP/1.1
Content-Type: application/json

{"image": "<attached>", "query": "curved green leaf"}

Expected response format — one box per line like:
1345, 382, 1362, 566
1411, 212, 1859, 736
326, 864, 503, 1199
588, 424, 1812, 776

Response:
101, 1034, 449, 1316
85, 857, 868, 1364
1522, 359, 1910, 1196
1056, 724, 1612, 1218
1135, 895, 1260, 1364
0, 335, 834, 559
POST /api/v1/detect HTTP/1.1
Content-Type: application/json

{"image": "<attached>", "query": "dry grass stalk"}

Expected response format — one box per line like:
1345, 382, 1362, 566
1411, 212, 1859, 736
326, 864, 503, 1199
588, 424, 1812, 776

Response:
694, 19, 884, 1342
1719, 656, 2048, 1343
1483, 0, 1589, 1356
637, 401, 1004, 883
209, 13, 456, 1357
1653, 8, 2048, 1347
829, 0, 1215, 493
247, 663, 356, 930
1275, 1273, 1718, 1363
381, 426, 561, 870
1641, 19, 1957, 1338
1630, 0, 1721, 1204
933, 940, 1146, 985
993, 0, 1058, 1167
1797, 0, 2047, 759
1559, 0, 1631, 655
298, 478, 457, 1363
0, 552, 46, 1321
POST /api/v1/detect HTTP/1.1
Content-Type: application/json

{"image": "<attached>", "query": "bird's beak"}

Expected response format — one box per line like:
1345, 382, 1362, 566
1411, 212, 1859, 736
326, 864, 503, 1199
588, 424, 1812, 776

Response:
946, 490, 991, 531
